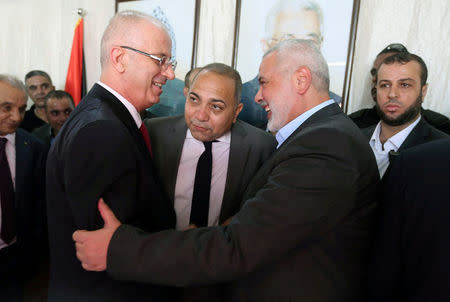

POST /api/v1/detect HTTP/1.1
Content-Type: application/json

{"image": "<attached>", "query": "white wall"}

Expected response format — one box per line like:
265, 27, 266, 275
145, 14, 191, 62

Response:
1, 0, 449, 117
0, 0, 114, 106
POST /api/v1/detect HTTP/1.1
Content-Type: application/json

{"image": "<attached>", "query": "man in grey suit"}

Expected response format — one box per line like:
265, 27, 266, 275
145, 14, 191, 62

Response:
74, 39, 379, 301
362, 52, 447, 179
146, 63, 276, 231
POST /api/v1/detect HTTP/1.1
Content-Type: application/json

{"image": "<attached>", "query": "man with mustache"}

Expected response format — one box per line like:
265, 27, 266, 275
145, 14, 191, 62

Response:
45, 10, 176, 301
73, 39, 379, 301
363, 52, 447, 179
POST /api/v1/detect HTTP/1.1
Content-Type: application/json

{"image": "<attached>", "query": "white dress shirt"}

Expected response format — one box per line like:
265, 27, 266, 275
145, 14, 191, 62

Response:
0, 133, 17, 249
97, 81, 142, 128
369, 116, 421, 177
174, 130, 231, 230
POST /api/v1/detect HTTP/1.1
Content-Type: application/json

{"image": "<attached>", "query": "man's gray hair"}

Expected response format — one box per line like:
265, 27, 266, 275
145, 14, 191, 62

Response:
265, 39, 330, 92
0, 74, 28, 98
265, 0, 324, 38
100, 10, 168, 69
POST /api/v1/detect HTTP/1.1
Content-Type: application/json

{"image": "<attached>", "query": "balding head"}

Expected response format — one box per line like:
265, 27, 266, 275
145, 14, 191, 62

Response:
99, 10, 176, 112
100, 10, 170, 69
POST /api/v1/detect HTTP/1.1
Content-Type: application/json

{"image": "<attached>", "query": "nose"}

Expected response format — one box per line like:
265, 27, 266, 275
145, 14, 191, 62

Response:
254, 86, 263, 104
388, 84, 398, 99
195, 105, 209, 122
162, 65, 175, 80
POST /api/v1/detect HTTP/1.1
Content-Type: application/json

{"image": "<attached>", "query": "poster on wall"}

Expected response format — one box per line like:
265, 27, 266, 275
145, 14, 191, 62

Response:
233, 0, 359, 125
117, 0, 200, 117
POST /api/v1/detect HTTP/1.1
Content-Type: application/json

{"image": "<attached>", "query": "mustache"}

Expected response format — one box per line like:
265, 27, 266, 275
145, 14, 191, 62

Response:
385, 99, 401, 105
190, 119, 212, 130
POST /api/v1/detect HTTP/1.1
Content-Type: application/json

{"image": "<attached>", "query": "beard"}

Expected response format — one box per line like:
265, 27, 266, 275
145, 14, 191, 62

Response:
376, 92, 423, 126
266, 100, 293, 133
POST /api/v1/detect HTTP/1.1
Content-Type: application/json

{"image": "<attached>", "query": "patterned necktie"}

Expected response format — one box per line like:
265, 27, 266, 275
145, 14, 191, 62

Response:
0, 138, 15, 244
139, 124, 152, 157
189, 141, 214, 227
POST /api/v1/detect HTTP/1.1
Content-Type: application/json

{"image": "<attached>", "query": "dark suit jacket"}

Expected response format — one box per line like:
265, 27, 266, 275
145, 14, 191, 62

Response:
32, 123, 52, 146
368, 138, 450, 302
107, 103, 380, 301
46, 84, 176, 302
363, 117, 448, 179
145, 115, 277, 224
0, 129, 47, 300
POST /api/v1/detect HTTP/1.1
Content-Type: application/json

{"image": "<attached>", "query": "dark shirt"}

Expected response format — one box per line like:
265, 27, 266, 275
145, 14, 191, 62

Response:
20, 104, 47, 132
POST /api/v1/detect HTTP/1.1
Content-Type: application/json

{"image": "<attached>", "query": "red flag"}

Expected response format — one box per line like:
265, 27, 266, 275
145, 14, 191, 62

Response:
65, 18, 86, 106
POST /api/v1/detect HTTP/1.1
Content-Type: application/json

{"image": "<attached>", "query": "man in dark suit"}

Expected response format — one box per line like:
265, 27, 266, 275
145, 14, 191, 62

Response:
362, 52, 447, 179
32, 90, 74, 146
369, 138, 450, 302
146, 63, 276, 230
74, 39, 379, 301
0, 75, 47, 301
45, 11, 176, 302
349, 43, 450, 134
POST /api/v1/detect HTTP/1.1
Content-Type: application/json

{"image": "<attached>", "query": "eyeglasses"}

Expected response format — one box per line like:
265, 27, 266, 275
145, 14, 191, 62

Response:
378, 43, 408, 55
120, 46, 177, 71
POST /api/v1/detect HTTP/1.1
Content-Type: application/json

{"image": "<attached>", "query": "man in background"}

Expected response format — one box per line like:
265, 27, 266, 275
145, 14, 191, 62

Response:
32, 90, 74, 146
146, 63, 276, 301
240, 0, 341, 129
349, 43, 450, 133
74, 39, 379, 301
21, 70, 55, 132
0, 74, 47, 301
147, 63, 276, 230
362, 52, 447, 179
46, 10, 176, 302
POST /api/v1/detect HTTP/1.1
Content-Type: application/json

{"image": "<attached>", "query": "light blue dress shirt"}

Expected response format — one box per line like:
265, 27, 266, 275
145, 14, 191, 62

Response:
275, 99, 335, 148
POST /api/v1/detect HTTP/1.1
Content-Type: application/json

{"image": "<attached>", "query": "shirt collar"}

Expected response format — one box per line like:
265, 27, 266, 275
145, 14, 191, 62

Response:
97, 81, 142, 128
0, 132, 16, 145
370, 115, 422, 151
186, 129, 231, 144
276, 99, 334, 148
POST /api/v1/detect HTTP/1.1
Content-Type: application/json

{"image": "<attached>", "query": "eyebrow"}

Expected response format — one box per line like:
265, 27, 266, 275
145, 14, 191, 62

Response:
189, 91, 226, 105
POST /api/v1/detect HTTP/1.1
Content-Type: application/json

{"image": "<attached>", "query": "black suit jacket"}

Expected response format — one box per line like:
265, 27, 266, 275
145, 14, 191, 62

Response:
46, 84, 176, 302
145, 115, 277, 224
107, 103, 380, 301
363, 117, 448, 179
369, 138, 450, 302
0, 129, 47, 300
32, 123, 52, 146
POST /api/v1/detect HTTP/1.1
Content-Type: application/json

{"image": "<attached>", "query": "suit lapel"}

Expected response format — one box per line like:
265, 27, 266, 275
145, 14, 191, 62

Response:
89, 84, 150, 160
220, 121, 248, 222
398, 117, 429, 151
166, 117, 188, 203
14, 130, 30, 206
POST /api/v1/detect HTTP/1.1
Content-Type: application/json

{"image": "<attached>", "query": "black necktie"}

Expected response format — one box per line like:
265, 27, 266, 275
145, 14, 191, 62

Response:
0, 138, 15, 244
190, 141, 214, 227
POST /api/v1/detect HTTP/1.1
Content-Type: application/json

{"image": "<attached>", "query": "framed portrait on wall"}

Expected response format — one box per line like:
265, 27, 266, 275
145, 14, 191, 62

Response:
116, 0, 200, 117
232, 0, 360, 124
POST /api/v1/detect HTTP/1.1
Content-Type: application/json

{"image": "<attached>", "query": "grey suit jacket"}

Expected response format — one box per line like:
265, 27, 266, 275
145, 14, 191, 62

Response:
145, 115, 277, 224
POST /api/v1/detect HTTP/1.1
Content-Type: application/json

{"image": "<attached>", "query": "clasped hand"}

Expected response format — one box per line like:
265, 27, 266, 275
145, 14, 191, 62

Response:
72, 198, 121, 271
